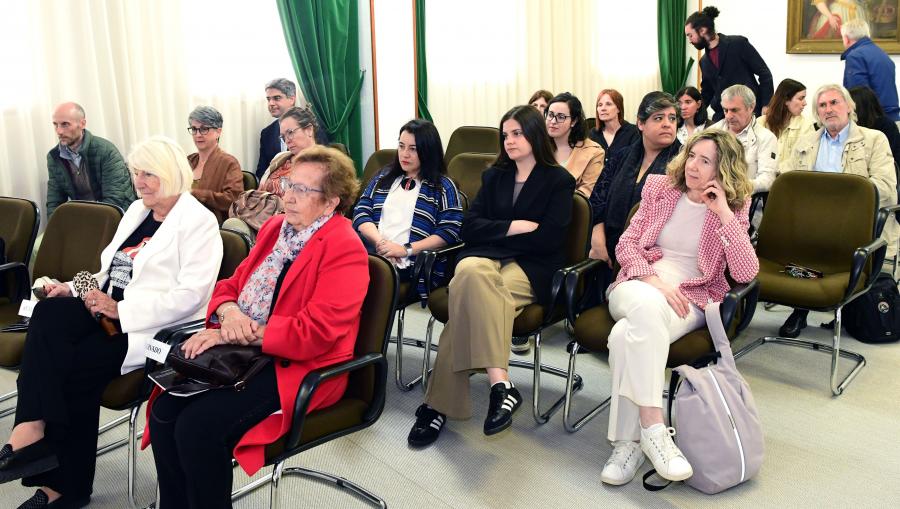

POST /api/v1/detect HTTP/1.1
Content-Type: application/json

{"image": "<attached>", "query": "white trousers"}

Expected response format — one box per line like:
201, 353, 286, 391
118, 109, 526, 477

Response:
605, 279, 705, 442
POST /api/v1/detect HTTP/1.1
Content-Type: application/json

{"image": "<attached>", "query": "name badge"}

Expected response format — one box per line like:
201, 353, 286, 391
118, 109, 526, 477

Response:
18, 299, 37, 318
145, 338, 172, 363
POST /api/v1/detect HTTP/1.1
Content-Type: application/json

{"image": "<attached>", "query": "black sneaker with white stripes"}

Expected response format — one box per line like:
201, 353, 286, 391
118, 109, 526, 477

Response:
484, 383, 522, 435
407, 404, 446, 447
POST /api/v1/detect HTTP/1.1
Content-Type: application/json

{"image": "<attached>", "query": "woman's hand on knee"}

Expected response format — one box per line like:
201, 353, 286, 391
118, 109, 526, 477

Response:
44, 283, 71, 298
640, 275, 691, 318
181, 329, 225, 359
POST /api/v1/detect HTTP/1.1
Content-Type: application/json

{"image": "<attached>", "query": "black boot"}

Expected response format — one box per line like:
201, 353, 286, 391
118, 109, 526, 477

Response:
484, 383, 522, 435
779, 309, 809, 338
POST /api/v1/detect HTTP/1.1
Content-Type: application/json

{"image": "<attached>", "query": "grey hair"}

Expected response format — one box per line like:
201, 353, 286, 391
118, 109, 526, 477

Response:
721, 84, 756, 109
188, 106, 223, 129
71, 103, 86, 119
279, 105, 319, 134
813, 84, 858, 123
841, 18, 870, 40
265, 78, 297, 98
636, 91, 679, 122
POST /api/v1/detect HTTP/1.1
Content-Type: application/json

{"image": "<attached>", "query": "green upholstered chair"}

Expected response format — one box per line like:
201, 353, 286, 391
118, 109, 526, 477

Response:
446, 152, 496, 203
443, 126, 500, 166
97, 227, 252, 508
242, 171, 259, 191
362, 149, 397, 188
733, 171, 891, 396
420, 193, 591, 424
0, 197, 40, 302
328, 142, 350, 156
0, 201, 123, 406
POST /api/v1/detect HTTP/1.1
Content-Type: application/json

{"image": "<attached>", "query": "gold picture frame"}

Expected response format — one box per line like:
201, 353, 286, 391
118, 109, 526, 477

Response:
786, 0, 900, 54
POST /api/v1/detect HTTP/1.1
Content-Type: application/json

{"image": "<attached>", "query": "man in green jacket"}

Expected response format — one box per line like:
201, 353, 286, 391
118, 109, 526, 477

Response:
46, 103, 136, 216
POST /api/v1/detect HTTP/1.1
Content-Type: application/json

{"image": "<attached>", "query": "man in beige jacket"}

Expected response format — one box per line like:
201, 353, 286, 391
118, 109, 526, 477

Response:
778, 83, 898, 338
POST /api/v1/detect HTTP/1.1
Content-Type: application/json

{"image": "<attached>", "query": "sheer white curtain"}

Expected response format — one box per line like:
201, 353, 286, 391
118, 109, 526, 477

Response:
0, 0, 297, 223
426, 0, 660, 141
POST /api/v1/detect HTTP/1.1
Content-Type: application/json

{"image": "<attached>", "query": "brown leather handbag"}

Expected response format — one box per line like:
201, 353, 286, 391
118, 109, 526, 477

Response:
227, 190, 284, 232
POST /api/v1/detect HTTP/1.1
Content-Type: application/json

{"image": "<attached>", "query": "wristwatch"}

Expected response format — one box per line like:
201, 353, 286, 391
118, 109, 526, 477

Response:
404, 243, 413, 257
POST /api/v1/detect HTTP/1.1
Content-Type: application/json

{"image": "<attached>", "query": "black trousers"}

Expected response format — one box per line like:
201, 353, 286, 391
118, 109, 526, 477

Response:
15, 297, 128, 499
149, 361, 280, 509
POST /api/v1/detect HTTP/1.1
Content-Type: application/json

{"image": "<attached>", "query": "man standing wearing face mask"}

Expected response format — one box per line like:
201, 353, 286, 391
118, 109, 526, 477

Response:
685, 6, 774, 123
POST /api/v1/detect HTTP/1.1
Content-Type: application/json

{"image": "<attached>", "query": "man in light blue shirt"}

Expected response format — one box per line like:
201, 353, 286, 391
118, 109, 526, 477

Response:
813, 121, 849, 173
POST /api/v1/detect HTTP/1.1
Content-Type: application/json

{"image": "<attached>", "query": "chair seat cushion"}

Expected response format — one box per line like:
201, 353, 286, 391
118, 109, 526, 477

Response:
264, 398, 368, 461
101, 368, 146, 409
572, 304, 716, 368
0, 301, 26, 367
758, 258, 862, 309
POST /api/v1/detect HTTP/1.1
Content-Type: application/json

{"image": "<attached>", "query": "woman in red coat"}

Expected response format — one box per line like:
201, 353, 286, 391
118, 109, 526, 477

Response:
142, 146, 368, 508
599, 129, 758, 487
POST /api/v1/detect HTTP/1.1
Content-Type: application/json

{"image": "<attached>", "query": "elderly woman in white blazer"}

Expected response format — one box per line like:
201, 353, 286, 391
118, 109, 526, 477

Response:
0, 136, 222, 508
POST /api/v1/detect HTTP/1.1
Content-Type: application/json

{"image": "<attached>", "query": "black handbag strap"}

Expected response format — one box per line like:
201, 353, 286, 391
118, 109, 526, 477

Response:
268, 259, 293, 318
642, 469, 672, 491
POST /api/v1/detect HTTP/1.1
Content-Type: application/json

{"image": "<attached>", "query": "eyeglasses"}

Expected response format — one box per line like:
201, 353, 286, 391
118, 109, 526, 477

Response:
187, 126, 214, 135
279, 126, 307, 142
545, 111, 571, 123
279, 177, 324, 196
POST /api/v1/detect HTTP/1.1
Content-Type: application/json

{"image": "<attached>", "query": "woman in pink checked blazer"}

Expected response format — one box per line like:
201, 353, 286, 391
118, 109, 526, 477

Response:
598, 129, 758, 487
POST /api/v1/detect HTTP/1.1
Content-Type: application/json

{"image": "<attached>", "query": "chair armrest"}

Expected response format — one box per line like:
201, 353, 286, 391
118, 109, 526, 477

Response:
845, 237, 888, 302
564, 259, 604, 325
153, 319, 207, 345
286, 352, 387, 450
421, 242, 466, 291
720, 279, 759, 334
0, 262, 31, 302
876, 204, 900, 238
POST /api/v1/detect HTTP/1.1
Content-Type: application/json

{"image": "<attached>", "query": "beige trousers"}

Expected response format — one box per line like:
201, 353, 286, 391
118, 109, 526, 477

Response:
605, 280, 704, 442
424, 257, 535, 419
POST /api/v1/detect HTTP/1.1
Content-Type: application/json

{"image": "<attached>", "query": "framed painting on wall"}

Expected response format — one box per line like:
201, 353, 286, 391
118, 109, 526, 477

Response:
786, 0, 900, 54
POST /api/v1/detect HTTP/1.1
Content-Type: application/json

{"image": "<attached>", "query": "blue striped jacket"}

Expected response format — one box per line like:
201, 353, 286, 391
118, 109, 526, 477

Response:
353, 168, 463, 301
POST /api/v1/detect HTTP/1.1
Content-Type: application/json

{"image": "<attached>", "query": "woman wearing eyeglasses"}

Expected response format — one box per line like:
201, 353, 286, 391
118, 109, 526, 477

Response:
546, 92, 605, 196
186, 106, 244, 223
352, 119, 463, 300
222, 106, 322, 238
144, 146, 369, 508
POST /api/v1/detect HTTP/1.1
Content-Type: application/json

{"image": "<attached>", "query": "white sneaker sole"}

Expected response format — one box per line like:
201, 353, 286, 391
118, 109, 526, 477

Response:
600, 456, 645, 486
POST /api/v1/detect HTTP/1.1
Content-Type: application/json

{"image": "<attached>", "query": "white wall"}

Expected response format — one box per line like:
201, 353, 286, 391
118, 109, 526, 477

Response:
358, 0, 376, 163
690, 0, 900, 110
370, 1, 416, 151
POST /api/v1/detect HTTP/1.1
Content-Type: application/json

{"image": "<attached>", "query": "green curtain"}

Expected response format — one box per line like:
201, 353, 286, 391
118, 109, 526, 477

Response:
277, 0, 365, 173
414, 0, 432, 121
657, 0, 694, 95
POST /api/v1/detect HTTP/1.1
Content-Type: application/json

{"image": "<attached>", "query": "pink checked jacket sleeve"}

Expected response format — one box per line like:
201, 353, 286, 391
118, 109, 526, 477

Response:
612, 175, 759, 309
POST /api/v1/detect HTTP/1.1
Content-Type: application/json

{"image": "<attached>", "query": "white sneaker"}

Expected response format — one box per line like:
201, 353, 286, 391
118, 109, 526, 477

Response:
640, 424, 693, 481
600, 441, 645, 485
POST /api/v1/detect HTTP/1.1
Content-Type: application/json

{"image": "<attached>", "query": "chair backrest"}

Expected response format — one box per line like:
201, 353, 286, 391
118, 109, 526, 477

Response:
328, 142, 350, 156
444, 126, 500, 165
447, 152, 496, 202
564, 192, 593, 266
584, 118, 596, 137
362, 149, 397, 186
346, 255, 398, 405
33, 201, 123, 282
757, 172, 878, 274
242, 171, 258, 191
0, 197, 39, 269
219, 228, 252, 280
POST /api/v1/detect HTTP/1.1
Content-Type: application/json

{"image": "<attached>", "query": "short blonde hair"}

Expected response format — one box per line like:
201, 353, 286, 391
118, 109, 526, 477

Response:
292, 146, 360, 213
667, 129, 753, 211
841, 18, 870, 40
813, 84, 857, 124
127, 136, 193, 198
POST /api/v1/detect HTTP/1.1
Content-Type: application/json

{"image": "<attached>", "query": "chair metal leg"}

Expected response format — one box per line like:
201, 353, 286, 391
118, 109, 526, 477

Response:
0, 389, 18, 418
269, 460, 285, 509
734, 307, 865, 396
421, 315, 437, 393
126, 403, 141, 508
510, 331, 583, 425
278, 466, 387, 508
394, 307, 423, 391
562, 343, 611, 433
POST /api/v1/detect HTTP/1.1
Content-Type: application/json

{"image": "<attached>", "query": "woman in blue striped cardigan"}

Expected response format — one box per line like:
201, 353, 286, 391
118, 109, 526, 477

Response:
353, 119, 463, 301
